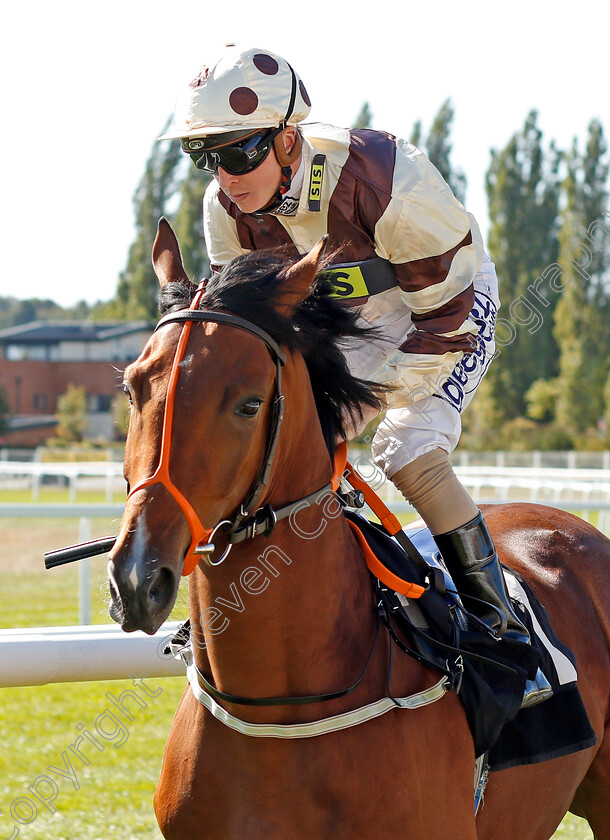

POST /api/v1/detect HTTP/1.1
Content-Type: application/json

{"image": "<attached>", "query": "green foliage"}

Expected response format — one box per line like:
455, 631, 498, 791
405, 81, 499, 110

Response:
482, 110, 562, 424
553, 815, 594, 839
410, 119, 422, 148
113, 119, 184, 319
500, 416, 574, 451
481, 113, 609, 448
113, 119, 214, 314
172, 165, 212, 281
53, 384, 87, 444
0, 297, 94, 329
353, 101, 373, 129
112, 391, 131, 441
525, 377, 562, 422
425, 99, 467, 204
604, 371, 610, 445
460, 377, 504, 450
553, 120, 610, 436
406, 102, 466, 202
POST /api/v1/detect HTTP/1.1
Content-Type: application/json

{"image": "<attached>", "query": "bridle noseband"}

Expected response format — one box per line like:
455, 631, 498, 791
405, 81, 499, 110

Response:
127, 291, 333, 575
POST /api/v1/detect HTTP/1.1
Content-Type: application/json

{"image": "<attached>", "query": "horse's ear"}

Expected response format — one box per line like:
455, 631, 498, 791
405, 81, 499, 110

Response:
277, 236, 329, 315
152, 217, 190, 288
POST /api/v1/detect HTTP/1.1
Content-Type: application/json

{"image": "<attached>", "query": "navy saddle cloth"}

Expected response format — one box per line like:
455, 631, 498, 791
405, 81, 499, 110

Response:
344, 510, 597, 770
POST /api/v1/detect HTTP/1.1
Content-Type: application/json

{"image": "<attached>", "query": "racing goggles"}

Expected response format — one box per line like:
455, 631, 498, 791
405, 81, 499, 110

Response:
181, 127, 282, 175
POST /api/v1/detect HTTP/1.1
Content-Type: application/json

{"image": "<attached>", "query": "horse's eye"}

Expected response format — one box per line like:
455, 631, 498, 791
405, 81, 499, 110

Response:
122, 383, 133, 405
236, 398, 263, 418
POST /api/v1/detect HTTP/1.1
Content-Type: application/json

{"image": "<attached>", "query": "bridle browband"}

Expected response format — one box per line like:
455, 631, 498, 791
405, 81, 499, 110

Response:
155, 308, 287, 363
127, 293, 333, 575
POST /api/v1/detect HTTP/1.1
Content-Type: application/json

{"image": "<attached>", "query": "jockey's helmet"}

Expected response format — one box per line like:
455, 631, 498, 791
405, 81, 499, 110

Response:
158, 46, 311, 142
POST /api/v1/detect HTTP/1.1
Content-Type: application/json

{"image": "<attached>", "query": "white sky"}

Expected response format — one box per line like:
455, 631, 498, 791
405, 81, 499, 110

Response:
1, 0, 607, 307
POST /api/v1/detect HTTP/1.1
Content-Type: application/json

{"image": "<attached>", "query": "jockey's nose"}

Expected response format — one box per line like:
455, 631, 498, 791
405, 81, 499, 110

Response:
216, 167, 239, 189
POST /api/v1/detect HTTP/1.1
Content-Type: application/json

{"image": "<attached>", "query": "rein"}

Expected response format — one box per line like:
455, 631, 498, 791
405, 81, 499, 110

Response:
127, 293, 334, 575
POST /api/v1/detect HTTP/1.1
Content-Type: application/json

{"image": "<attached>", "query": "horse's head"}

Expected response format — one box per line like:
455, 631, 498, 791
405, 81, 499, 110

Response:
107, 220, 333, 633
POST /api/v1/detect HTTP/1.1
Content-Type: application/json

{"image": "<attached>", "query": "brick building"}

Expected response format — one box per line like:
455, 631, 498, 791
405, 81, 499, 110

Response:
0, 321, 153, 446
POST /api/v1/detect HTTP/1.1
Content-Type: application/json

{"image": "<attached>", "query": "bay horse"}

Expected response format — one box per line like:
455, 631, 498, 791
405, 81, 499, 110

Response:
108, 219, 610, 840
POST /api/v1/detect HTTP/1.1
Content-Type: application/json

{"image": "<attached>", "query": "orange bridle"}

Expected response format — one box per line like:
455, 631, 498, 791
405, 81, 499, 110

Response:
126, 291, 289, 575
125, 296, 424, 592
126, 288, 209, 574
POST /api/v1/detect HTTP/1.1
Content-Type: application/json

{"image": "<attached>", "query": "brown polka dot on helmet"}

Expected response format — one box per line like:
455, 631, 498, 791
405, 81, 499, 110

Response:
229, 87, 259, 116
159, 46, 312, 140
253, 53, 279, 75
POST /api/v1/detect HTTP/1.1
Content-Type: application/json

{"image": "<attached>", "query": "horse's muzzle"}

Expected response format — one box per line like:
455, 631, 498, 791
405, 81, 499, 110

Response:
107, 554, 177, 635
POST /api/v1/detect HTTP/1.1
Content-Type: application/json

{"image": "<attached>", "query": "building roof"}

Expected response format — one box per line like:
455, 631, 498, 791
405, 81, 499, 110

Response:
0, 320, 153, 345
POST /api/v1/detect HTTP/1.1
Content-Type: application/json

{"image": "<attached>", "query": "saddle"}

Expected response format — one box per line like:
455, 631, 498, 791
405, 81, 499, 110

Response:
345, 509, 597, 770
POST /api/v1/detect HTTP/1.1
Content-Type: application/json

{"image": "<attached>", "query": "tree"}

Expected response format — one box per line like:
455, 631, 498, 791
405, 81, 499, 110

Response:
12, 300, 37, 326
0, 297, 85, 329
112, 391, 131, 441
172, 165, 212, 281
482, 110, 562, 424
410, 119, 423, 149
54, 384, 87, 444
525, 377, 561, 423
425, 99, 467, 205
604, 371, 610, 445
113, 119, 184, 319
407, 101, 466, 203
353, 102, 372, 129
553, 120, 610, 437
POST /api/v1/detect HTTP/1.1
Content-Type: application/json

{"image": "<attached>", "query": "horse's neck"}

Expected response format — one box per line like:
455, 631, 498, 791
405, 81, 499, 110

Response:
188, 357, 377, 705
189, 512, 372, 699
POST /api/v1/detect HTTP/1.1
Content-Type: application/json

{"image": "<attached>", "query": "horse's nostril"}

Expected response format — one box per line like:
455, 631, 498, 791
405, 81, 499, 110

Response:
109, 575, 120, 601
148, 566, 175, 606
107, 567, 124, 623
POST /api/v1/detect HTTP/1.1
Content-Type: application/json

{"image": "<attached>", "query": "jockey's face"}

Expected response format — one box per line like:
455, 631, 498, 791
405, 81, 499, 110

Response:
215, 127, 299, 214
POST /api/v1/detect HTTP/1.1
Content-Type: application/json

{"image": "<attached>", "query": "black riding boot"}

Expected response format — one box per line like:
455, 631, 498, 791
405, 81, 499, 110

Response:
432, 511, 529, 642
433, 511, 553, 708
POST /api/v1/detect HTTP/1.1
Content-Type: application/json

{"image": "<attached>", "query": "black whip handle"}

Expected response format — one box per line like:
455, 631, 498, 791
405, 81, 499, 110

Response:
44, 536, 117, 569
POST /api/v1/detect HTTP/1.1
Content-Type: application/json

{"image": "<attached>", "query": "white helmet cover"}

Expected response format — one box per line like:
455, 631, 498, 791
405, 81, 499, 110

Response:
159, 46, 311, 140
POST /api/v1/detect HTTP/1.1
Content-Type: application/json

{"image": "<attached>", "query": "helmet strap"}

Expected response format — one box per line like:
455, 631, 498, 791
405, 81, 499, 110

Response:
252, 165, 292, 215
279, 165, 293, 196
249, 63, 301, 217
250, 131, 302, 215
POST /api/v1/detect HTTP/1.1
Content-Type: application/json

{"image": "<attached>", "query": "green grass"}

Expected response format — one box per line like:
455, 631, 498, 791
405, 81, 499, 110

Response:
0, 677, 185, 840
0, 504, 596, 839
1, 564, 109, 629
0, 486, 125, 505
553, 816, 594, 839
0, 673, 595, 840
0, 674, 594, 840
0, 536, 190, 839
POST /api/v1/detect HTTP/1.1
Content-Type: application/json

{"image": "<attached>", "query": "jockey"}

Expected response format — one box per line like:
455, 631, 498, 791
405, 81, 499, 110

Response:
159, 46, 530, 651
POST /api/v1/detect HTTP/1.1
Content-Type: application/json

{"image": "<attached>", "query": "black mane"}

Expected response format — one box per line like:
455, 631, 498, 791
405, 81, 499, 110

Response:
159, 250, 386, 456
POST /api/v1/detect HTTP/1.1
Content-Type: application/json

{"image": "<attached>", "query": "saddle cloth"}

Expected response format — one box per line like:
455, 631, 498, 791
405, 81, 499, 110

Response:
345, 511, 597, 770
